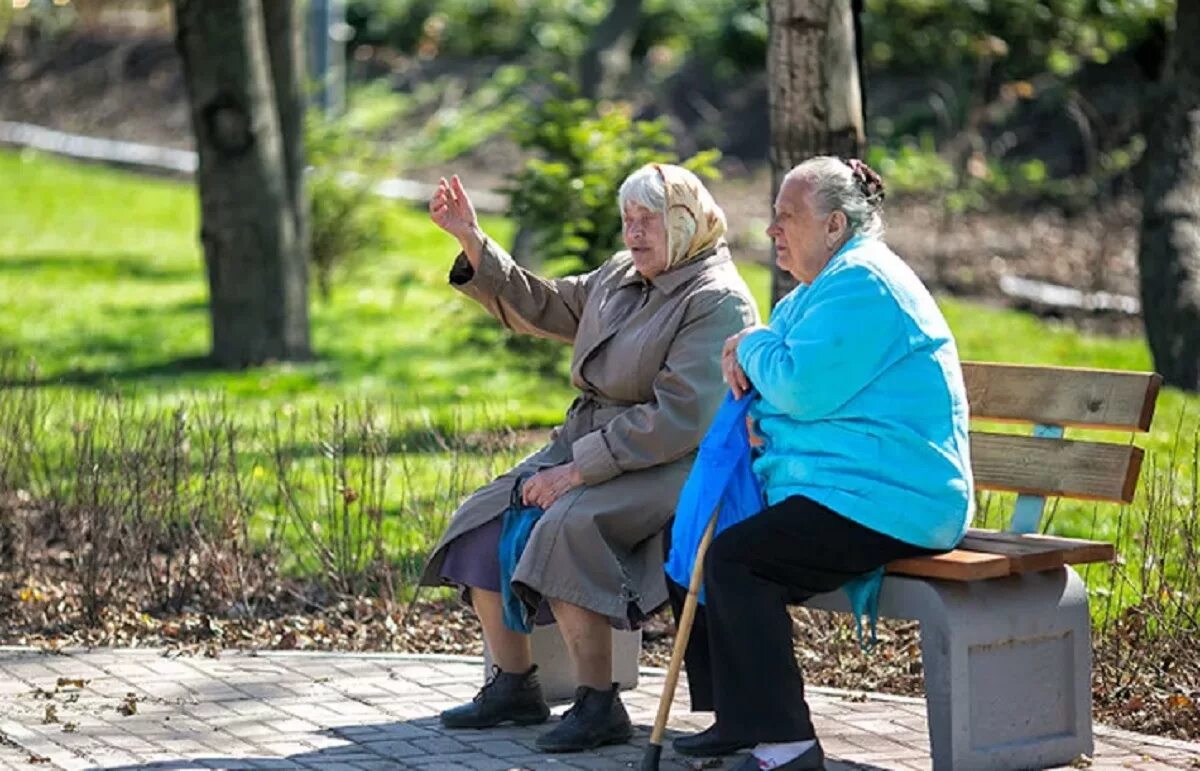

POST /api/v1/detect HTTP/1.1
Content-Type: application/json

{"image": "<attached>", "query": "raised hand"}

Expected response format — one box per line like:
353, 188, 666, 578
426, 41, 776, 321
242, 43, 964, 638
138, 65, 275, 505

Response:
429, 175, 478, 238
429, 175, 485, 265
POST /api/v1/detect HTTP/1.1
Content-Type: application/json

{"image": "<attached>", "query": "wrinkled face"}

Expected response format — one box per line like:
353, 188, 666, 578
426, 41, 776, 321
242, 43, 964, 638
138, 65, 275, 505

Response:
622, 203, 670, 279
766, 176, 847, 284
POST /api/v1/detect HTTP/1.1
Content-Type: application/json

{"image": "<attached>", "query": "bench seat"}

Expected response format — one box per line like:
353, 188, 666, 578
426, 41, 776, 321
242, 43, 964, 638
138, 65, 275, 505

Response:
888, 528, 1116, 581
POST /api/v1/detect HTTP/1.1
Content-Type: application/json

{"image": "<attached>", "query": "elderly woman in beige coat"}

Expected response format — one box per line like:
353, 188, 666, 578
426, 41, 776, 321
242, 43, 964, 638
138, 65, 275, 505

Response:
421, 164, 758, 753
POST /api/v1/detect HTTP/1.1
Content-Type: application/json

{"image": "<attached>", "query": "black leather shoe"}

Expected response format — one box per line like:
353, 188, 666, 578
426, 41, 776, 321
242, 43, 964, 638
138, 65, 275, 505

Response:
729, 741, 826, 770
440, 665, 550, 729
535, 683, 634, 753
672, 723, 754, 757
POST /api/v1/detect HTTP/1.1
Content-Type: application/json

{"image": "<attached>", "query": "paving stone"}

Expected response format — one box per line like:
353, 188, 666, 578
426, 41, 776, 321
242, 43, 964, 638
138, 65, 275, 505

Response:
460, 738, 531, 757
0, 649, 1197, 770
356, 739, 425, 759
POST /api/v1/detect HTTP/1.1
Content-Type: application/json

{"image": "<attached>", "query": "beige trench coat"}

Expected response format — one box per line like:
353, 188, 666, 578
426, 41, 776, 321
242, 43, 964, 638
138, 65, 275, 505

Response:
419, 238, 759, 624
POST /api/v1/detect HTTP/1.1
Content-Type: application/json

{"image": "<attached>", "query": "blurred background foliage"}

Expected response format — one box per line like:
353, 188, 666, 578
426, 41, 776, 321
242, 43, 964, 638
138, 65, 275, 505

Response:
1, 0, 1178, 277
329, 0, 1176, 267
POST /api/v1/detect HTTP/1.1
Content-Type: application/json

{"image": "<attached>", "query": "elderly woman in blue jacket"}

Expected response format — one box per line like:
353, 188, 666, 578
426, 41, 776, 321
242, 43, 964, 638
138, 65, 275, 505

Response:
671, 157, 974, 771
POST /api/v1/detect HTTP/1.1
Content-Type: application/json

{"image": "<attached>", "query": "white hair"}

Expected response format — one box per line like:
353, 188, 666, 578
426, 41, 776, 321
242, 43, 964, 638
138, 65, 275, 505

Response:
617, 165, 667, 215
788, 156, 885, 238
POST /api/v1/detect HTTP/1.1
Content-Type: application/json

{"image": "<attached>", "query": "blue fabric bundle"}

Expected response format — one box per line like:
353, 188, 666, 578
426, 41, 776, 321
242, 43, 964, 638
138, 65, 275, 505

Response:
665, 391, 764, 604
497, 477, 542, 633
666, 390, 886, 645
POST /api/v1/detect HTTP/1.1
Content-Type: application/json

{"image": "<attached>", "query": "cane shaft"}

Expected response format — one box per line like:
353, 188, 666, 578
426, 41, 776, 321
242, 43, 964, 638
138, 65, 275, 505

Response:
648, 508, 719, 745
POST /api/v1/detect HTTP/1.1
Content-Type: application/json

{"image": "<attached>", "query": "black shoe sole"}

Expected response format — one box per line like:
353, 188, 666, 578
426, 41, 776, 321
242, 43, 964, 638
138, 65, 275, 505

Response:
673, 739, 754, 758
535, 727, 635, 753
441, 711, 551, 730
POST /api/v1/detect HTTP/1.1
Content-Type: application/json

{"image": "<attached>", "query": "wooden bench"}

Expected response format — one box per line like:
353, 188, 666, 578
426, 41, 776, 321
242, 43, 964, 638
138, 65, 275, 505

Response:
484, 361, 1161, 769
806, 361, 1162, 771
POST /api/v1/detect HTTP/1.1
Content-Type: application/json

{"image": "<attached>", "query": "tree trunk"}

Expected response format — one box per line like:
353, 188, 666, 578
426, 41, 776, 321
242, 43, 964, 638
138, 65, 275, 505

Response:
766, 0, 865, 306
1138, 0, 1200, 390
578, 0, 643, 101
262, 0, 309, 277
173, 0, 311, 368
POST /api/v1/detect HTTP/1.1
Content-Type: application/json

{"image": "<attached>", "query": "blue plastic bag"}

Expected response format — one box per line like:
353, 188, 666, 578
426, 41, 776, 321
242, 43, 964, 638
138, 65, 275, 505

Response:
497, 476, 542, 633
665, 390, 885, 645
665, 391, 765, 604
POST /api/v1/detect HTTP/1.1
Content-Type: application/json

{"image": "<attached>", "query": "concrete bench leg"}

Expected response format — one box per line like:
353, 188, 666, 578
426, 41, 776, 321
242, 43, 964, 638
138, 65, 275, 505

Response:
483, 624, 642, 703
809, 568, 1093, 771
915, 568, 1093, 771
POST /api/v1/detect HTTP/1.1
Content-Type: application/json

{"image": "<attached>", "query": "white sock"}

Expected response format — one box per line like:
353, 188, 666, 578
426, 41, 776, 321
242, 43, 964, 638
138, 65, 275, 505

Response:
751, 739, 816, 768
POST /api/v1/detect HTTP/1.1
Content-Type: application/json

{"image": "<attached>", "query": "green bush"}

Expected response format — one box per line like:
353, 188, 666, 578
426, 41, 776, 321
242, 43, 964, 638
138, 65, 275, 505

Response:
344, 0, 766, 83
862, 0, 1172, 82
345, 0, 1166, 89
503, 74, 720, 275
305, 114, 391, 300
400, 65, 529, 164
346, 0, 604, 63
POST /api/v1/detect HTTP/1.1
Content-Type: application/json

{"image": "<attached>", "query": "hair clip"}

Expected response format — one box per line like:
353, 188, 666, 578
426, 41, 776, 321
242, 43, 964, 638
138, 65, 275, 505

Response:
840, 157, 886, 205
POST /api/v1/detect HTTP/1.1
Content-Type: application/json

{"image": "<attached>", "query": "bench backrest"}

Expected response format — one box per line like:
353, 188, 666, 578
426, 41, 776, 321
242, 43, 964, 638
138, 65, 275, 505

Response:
963, 362, 1162, 533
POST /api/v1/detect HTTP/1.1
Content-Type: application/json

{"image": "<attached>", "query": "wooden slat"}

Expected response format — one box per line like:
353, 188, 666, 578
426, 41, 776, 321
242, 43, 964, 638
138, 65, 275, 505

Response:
887, 550, 1011, 581
964, 362, 1161, 431
887, 530, 1116, 582
958, 533, 1068, 573
961, 529, 1115, 569
970, 432, 1144, 503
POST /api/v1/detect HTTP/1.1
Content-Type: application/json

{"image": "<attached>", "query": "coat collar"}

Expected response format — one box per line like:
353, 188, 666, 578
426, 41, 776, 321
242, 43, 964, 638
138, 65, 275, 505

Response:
614, 243, 731, 295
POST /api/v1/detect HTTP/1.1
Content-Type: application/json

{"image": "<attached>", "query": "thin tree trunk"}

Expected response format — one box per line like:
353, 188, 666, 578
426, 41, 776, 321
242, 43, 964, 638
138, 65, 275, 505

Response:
1138, 0, 1200, 390
262, 0, 309, 276
173, 0, 311, 368
767, 0, 865, 306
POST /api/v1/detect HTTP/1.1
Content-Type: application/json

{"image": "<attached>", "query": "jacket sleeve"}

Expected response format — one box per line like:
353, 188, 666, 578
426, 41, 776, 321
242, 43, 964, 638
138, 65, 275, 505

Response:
450, 238, 600, 343
570, 291, 760, 485
736, 267, 910, 421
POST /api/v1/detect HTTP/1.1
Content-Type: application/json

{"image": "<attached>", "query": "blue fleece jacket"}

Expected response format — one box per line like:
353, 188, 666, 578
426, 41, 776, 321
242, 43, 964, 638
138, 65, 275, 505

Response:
736, 234, 973, 550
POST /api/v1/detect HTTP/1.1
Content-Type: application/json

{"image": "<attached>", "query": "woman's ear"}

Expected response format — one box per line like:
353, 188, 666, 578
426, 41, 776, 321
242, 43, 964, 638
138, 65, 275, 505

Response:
826, 210, 849, 247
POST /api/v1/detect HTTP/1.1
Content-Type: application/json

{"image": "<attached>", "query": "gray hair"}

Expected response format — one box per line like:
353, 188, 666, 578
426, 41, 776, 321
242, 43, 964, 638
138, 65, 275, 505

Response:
787, 156, 885, 238
617, 165, 667, 214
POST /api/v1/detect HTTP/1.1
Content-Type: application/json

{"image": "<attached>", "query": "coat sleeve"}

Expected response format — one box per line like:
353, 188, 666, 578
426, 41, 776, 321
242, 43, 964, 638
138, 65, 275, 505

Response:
450, 238, 600, 343
736, 266, 911, 421
570, 291, 760, 485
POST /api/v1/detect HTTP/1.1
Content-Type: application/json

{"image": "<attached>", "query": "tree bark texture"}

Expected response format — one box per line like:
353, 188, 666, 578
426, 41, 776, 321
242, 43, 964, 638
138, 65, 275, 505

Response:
262, 0, 309, 277
767, 0, 865, 306
1139, 0, 1200, 390
173, 0, 311, 368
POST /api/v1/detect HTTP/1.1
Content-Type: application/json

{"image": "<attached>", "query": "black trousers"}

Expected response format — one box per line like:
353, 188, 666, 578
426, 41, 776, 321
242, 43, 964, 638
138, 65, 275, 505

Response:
667, 495, 935, 743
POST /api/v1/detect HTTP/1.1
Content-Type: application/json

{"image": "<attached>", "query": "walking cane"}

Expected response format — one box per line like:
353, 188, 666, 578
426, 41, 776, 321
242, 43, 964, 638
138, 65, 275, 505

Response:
640, 506, 720, 771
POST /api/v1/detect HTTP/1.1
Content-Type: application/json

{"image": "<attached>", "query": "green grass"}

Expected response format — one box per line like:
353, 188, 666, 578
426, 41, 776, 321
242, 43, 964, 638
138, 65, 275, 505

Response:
2, 149, 1197, 610
0, 148, 578, 581
0, 149, 571, 428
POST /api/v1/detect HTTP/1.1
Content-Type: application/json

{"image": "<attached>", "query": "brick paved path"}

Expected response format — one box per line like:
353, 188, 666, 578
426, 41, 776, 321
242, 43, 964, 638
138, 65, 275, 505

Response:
0, 649, 1196, 770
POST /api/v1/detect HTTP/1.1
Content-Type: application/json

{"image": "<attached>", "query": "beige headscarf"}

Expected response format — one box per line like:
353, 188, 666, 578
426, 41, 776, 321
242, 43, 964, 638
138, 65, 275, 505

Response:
652, 163, 728, 269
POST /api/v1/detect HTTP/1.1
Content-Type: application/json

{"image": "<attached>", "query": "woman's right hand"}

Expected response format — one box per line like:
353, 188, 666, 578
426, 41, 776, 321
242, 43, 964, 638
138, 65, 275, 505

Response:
429, 175, 485, 266
722, 326, 759, 399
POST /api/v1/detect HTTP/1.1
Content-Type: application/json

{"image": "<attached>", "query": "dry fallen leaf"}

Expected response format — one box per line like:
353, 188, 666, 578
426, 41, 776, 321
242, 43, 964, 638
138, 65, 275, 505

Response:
1168, 694, 1194, 711
117, 693, 138, 717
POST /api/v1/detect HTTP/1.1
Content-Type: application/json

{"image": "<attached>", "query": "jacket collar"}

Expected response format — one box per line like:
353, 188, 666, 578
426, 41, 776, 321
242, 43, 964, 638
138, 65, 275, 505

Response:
799, 233, 872, 288
615, 243, 730, 295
